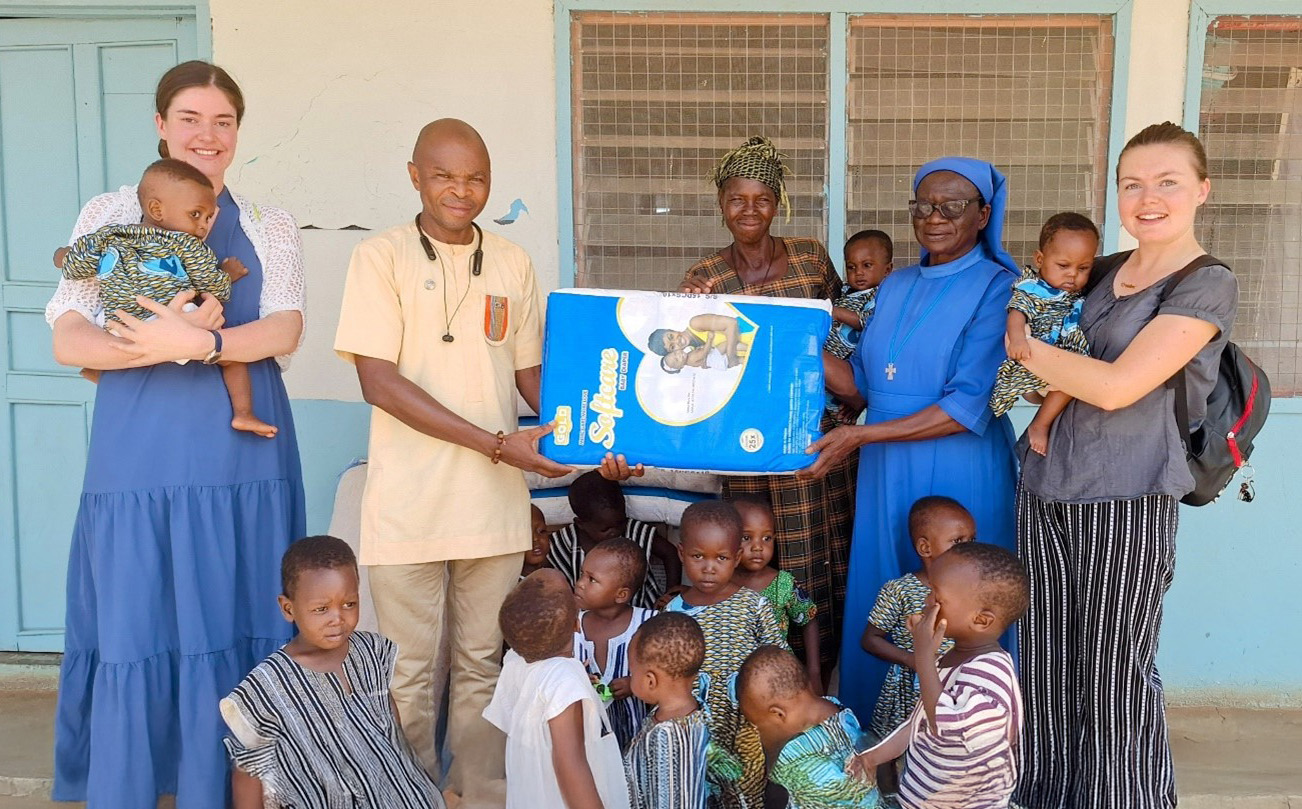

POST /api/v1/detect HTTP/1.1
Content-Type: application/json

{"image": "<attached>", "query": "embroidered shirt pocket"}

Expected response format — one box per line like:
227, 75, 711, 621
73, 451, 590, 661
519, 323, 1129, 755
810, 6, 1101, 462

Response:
484, 294, 510, 345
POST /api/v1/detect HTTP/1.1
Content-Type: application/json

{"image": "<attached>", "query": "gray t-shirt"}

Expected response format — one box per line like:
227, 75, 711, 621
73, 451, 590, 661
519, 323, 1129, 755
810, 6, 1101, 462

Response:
1020, 252, 1239, 504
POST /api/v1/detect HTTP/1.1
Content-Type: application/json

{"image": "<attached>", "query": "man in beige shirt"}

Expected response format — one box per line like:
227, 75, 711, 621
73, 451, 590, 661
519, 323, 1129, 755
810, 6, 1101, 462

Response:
335, 118, 569, 804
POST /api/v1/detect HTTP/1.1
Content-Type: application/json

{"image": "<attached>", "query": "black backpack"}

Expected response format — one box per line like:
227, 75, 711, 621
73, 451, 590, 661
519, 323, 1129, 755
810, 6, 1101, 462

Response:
1163, 255, 1270, 506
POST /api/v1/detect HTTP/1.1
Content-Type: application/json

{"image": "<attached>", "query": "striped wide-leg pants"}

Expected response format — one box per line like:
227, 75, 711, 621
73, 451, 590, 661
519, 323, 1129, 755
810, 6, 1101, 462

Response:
1013, 487, 1179, 809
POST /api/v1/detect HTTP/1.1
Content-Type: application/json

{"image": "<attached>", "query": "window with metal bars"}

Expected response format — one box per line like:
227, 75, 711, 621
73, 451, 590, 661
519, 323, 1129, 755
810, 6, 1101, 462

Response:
1197, 15, 1302, 395
567, 11, 1114, 291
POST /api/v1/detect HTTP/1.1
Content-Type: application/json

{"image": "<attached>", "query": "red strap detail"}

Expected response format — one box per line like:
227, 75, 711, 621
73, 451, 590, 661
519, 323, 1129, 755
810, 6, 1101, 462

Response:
1227, 372, 1260, 469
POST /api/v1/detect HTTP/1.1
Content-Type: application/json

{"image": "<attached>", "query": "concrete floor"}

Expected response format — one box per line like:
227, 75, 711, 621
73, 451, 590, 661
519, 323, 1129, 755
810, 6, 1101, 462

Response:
2, 685, 1300, 807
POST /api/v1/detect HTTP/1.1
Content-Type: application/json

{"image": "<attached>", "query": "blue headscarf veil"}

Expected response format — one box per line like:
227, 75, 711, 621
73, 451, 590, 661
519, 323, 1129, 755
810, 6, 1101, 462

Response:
912, 156, 1019, 276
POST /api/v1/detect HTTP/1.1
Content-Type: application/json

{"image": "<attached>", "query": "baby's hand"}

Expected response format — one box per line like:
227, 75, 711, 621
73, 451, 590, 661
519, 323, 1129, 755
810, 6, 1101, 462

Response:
609, 677, 633, 700
222, 257, 249, 282
1007, 334, 1031, 362
1027, 421, 1050, 456
53, 246, 70, 269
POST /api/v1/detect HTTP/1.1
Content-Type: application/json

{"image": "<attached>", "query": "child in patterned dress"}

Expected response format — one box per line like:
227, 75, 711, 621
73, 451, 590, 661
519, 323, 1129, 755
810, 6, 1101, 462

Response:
54, 158, 277, 438
574, 538, 657, 750
623, 612, 712, 809
729, 497, 822, 694
989, 212, 1099, 455
849, 543, 1028, 809
221, 536, 443, 809
549, 470, 682, 609
738, 645, 874, 809
665, 501, 788, 809
860, 496, 975, 801
484, 570, 631, 809
823, 230, 893, 418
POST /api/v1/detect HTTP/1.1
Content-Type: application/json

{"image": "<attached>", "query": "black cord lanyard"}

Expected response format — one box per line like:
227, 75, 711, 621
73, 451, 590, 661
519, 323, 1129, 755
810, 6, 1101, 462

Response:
416, 214, 483, 343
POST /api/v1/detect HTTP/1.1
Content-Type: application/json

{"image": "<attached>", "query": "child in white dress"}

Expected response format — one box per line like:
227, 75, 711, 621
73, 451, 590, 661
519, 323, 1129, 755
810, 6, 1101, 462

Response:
484, 570, 632, 809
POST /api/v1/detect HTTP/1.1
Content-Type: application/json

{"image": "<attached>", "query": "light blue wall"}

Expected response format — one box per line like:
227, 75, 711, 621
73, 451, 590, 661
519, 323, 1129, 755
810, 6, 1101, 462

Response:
292, 398, 1301, 703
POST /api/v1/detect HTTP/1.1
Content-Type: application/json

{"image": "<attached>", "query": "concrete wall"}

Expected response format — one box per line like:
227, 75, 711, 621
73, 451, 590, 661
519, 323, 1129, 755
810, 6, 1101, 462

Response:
210, 0, 1300, 704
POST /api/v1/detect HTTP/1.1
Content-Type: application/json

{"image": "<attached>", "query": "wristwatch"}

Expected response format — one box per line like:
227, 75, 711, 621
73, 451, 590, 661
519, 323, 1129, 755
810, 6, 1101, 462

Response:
202, 330, 223, 365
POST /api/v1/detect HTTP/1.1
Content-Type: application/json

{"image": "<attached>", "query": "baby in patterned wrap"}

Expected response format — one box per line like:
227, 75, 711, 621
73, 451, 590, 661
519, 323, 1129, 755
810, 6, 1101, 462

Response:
53, 158, 276, 438
989, 212, 1100, 455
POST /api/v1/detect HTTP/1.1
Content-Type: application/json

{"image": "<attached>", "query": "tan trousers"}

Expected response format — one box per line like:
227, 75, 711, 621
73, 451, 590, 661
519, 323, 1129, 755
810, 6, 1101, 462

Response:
368, 552, 523, 798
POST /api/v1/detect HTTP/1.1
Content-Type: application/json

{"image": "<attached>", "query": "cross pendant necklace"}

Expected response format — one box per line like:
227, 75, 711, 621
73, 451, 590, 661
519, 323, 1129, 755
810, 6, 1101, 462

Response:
883, 272, 963, 382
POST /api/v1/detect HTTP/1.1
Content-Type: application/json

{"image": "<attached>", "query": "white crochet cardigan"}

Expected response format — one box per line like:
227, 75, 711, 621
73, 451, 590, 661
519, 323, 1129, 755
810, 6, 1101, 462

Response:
46, 185, 306, 368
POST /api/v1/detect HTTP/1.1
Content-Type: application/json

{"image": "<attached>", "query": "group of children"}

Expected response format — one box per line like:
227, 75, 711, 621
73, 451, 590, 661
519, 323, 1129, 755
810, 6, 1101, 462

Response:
69, 159, 1095, 808
220, 492, 1029, 809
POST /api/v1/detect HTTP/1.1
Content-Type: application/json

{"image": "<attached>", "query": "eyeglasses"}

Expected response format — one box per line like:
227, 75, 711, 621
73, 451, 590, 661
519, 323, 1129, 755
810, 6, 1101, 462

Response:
908, 198, 983, 220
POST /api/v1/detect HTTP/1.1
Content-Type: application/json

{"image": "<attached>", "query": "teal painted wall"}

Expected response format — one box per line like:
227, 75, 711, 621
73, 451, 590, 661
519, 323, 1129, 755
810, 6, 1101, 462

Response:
289, 398, 1301, 703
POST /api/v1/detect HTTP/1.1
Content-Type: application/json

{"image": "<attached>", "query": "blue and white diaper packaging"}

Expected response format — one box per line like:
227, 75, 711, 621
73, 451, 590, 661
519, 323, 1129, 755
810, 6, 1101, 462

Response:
540, 289, 831, 474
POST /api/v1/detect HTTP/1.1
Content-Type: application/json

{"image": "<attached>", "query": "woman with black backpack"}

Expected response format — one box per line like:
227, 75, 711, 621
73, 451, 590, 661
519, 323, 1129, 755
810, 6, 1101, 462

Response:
1011, 122, 1240, 809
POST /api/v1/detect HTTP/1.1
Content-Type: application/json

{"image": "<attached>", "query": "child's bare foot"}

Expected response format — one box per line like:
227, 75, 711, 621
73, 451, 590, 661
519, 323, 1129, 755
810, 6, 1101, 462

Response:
79, 368, 101, 384
232, 412, 278, 438
1027, 421, 1050, 456
222, 257, 250, 282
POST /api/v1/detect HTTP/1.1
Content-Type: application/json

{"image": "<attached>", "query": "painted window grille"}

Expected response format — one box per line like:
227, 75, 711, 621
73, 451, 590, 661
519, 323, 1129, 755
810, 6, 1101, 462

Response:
845, 14, 1115, 270
1197, 16, 1302, 395
569, 12, 830, 291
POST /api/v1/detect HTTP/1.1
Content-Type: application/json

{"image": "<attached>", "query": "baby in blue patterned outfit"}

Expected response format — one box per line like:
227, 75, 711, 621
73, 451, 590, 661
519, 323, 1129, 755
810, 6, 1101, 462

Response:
989, 212, 1099, 454
824, 230, 892, 419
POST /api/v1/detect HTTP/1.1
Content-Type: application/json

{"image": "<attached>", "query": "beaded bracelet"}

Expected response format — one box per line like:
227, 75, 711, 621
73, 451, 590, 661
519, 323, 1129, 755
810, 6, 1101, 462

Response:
490, 430, 506, 464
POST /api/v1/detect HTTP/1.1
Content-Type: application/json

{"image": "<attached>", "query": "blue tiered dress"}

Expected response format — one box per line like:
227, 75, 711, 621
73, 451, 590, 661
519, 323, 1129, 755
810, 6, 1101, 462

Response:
52, 188, 305, 808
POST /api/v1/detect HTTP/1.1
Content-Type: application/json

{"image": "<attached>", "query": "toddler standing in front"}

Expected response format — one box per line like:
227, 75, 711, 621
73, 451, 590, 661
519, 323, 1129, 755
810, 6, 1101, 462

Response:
665, 500, 787, 809
861, 496, 974, 799
729, 497, 822, 693
484, 569, 631, 809
623, 612, 712, 809
989, 212, 1099, 454
574, 537, 657, 750
221, 536, 442, 809
850, 542, 1029, 809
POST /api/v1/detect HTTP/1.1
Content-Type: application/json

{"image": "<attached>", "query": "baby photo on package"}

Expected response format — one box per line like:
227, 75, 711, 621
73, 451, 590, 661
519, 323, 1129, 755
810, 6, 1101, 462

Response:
539, 289, 831, 473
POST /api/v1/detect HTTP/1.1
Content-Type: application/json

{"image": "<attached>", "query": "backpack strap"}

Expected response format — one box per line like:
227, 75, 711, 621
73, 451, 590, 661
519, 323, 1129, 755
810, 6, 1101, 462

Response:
1163, 254, 1228, 446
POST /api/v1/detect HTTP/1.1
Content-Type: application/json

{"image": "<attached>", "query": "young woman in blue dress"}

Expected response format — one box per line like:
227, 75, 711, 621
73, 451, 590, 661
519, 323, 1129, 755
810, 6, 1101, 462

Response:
802, 157, 1021, 728
45, 61, 306, 808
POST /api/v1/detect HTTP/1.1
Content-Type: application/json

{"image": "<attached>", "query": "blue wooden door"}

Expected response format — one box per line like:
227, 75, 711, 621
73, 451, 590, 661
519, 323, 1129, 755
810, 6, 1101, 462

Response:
0, 16, 197, 651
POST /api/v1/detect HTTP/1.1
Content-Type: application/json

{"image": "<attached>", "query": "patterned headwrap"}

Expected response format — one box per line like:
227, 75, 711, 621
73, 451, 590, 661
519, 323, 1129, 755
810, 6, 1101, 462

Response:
709, 136, 792, 222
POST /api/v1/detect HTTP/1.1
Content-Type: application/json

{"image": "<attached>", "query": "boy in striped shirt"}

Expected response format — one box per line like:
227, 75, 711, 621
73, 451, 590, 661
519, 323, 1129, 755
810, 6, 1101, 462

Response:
850, 542, 1029, 808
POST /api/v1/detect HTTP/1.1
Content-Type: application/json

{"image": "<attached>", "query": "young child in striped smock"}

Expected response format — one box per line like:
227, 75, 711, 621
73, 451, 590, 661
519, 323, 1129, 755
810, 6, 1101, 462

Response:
220, 536, 443, 809
850, 542, 1030, 809
623, 612, 713, 809
548, 470, 682, 609
574, 538, 657, 750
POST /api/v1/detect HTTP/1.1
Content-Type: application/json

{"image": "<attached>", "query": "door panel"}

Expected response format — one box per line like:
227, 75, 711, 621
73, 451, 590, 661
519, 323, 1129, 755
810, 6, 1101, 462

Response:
0, 15, 196, 651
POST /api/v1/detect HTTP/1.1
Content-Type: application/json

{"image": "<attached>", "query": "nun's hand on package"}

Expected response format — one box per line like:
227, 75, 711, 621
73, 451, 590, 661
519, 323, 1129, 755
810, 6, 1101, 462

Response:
797, 425, 862, 480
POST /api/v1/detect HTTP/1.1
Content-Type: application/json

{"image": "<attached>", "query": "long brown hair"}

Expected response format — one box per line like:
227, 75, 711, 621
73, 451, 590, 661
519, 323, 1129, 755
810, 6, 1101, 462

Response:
155, 61, 245, 158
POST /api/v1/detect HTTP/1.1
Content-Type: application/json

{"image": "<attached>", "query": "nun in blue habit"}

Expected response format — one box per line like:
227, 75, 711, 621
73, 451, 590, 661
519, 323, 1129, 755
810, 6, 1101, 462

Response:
805, 157, 1020, 727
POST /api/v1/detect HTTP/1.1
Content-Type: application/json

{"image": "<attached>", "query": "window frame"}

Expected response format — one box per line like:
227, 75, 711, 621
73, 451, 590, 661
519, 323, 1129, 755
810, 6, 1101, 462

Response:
1185, 0, 1302, 402
555, 0, 1136, 286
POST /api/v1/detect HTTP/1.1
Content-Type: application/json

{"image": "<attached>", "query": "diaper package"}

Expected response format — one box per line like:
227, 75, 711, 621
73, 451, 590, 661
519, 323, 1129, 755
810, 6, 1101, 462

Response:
539, 289, 831, 474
